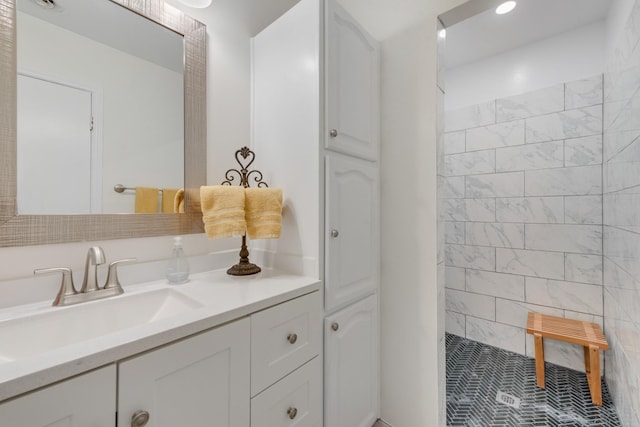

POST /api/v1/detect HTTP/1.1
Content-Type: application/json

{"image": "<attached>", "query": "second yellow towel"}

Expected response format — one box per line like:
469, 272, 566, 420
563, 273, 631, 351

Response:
135, 187, 159, 213
245, 188, 283, 239
200, 185, 246, 239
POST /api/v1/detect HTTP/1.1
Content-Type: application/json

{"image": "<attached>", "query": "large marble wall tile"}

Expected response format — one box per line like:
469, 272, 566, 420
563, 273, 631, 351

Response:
564, 135, 603, 166
565, 75, 603, 109
604, 226, 640, 279
445, 288, 496, 321
496, 84, 564, 122
565, 311, 604, 329
445, 244, 496, 270
445, 266, 466, 290
603, 129, 640, 161
525, 165, 602, 196
445, 221, 465, 244
605, 332, 640, 426
444, 150, 495, 176
442, 176, 465, 199
495, 140, 563, 172
496, 299, 563, 328
604, 159, 640, 193
496, 196, 564, 223
524, 224, 602, 255
604, 256, 638, 292
444, 198, 496, 222
466, 269, 525, 301
444, 131, 466, 154
465, 172, 524, 198
496, 248, 564, 280
445, 310, 466, 336
466, 316, 525, 355
525, 277, 603, 315
445, 101, 496, 132
565, 253, 603, 285
606, 285, 640, 326
604, 97, 640, 135
465, 120, 524, 151
607, 134, 640, 164
525, 105, 602, 143
564, 195, 602, 224
465, 222, 524, 249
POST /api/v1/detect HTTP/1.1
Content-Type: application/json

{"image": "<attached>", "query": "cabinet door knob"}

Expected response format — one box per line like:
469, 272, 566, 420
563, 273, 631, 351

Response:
329, 129, 338, 138
287, 333, 298, 344
331, 229, 339, 238
287, 407, 298, 420
331, 322, 339, 331
131, 410, 150, 427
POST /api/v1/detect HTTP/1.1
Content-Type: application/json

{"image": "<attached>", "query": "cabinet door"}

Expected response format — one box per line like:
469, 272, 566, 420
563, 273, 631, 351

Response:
325, 153, 379, 310
325, 0, 379, 161
324, 295, 378, 427
118, 318, 250, 427
0, 365, 115, 426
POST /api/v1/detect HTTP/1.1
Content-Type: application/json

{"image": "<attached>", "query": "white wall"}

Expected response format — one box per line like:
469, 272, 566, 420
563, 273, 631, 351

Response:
378, 0, 464, 423
445, 21, 606, 110
251, 0, 320, 277
18, 12, 184, 213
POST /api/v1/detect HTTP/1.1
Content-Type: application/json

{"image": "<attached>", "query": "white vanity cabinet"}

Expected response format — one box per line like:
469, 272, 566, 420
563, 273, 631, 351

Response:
118, 318, 251, 427
250, 292, 323, 426
0, 365, 116, 426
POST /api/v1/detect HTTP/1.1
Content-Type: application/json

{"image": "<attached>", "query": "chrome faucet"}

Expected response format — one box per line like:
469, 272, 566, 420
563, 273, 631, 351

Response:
80, 246, 106, 293
34, 246, 136, 307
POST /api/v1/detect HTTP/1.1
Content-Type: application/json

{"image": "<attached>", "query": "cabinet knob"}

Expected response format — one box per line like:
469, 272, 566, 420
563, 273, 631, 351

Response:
287, 407, 298, 420
131, 410, 150, 427
287, 333, 298, 344
331, 229, 339, 238
329, 129, 338, 138
331, 322, 339, 331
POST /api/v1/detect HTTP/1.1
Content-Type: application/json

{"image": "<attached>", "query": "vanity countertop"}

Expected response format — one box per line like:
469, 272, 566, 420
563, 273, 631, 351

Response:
0, 268, 320, 402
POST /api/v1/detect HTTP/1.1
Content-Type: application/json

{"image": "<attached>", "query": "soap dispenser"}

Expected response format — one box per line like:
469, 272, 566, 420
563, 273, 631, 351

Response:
166, 236, 190, 284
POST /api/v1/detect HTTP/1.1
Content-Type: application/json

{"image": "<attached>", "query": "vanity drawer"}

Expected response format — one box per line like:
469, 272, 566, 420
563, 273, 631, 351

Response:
251, 357, 322, 427
251, 291, 321, 396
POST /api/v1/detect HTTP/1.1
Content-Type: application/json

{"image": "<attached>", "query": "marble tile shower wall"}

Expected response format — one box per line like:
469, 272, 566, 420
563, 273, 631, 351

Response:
603, 0, 640, 424
443, 76, 604, 374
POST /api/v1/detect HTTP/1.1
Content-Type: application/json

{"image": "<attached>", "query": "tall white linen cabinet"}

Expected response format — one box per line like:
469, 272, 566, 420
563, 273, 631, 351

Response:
251, 0, 380, 426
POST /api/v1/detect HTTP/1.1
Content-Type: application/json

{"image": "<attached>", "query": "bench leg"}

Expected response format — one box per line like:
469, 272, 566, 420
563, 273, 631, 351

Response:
585, 344, 602, 406
534, 333, 545, 388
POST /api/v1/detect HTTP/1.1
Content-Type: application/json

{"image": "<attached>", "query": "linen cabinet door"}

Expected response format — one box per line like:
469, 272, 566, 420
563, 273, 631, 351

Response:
325, 0, 380, 161
118, 318, 250, 427
325, 153, 379, 311
324, 294, 378, 427
0, 365, 115, 427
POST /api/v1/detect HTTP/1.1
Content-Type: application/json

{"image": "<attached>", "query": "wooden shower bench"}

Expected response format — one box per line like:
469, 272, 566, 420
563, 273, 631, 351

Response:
526, 312, 609, 406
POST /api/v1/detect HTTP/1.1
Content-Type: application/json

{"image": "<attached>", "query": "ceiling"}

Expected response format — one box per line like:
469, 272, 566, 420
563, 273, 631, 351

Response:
445, 0, 613, 69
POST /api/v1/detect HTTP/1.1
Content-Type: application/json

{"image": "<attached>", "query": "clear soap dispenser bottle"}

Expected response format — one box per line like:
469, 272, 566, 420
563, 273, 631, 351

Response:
166, 236, 190, 284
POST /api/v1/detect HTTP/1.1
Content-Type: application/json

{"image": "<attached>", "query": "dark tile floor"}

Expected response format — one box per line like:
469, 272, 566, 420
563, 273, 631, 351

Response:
446, 334, 622, 427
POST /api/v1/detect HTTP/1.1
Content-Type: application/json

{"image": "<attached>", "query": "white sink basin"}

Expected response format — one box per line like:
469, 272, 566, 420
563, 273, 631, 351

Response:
0, 288, 202, 361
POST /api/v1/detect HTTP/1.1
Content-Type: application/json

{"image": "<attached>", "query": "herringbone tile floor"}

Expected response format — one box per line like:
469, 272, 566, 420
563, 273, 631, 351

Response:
446, 334, 622, 427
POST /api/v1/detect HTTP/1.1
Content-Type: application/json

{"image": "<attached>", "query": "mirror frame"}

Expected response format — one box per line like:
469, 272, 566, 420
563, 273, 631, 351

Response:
0, 0, 206, 247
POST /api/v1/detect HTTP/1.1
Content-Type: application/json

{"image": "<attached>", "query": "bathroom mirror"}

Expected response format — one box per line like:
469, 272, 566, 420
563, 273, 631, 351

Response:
0, 0, 206, 247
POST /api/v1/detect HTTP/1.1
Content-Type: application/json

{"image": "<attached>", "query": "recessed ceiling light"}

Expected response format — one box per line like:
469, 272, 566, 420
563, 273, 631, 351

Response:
496, 1, 516, 15
175, 0, 212, 7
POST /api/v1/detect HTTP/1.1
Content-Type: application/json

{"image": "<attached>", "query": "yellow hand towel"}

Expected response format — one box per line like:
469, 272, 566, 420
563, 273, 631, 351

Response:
162, 189, 179, 213
245, 188, 283, 239
135, 187, 159, 213
174, 188, 185, 213
200, 185, 246, 239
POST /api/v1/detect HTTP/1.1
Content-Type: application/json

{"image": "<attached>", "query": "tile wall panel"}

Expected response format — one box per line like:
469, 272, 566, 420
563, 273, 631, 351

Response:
444, 76, 604, 375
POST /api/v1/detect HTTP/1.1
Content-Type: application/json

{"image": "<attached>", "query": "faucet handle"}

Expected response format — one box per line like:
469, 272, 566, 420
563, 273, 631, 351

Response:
34, 267, 77, 307
103, 258, 137, 293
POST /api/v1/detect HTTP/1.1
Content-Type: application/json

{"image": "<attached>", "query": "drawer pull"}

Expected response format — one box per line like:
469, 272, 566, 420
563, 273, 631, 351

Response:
287, 407, 298, 420
131, 410, 150, 427
331, 322, 339, 331
287, 333, 298, 344
329, 129, 338, 138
